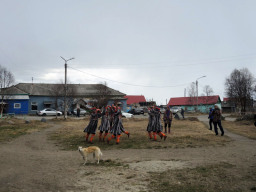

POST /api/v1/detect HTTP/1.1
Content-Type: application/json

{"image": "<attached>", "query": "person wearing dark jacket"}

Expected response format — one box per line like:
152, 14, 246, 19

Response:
208, 108, 214, 130
76, 107, 80, 118
212, 105, 224, 136
180, 108, 185, 119
163, 106, 173, 134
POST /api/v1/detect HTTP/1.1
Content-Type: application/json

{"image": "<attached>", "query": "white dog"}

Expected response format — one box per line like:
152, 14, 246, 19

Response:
78, 146, 103, 165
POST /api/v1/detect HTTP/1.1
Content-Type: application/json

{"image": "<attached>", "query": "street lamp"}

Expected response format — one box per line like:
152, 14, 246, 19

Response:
196, 75, 206, 111
60, 56, 75, 119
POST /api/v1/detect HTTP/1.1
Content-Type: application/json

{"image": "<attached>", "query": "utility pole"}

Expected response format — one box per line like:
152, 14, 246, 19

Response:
60, 56, 75, 119
196, 76, 206, 112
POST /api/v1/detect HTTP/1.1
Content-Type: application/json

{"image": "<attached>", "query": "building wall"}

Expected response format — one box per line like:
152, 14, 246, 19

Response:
28, 96, 127, 114
6, 99, 29, 114
28, 96, 58, 114
181, 103, 221, 113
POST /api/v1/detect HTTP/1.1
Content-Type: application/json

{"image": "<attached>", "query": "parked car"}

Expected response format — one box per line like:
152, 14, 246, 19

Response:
37, 108, 62, 116
170, 106, 181, 114
128, 108, 144, 115
160, 108, 165, 114
72, 109, 88, 116
121, 111, 134, 118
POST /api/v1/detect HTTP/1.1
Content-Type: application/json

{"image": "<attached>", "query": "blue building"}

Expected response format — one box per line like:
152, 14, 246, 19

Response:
2, 86, 29, 115
4, 83, 127, 115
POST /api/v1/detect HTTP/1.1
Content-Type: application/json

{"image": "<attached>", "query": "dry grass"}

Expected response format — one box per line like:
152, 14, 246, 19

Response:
149, 162, 256, 192
223, 120, 256, 139
49, 118, 230, 150
0, 118, 48, 142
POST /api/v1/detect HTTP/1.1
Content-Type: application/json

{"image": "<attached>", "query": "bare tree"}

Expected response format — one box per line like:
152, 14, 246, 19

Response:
225, 68, 255, 113
95, 81, 112, 108
187, 82, 197, 106
202, 85, 214, 104
203, 85, 214, 96
0, 66, 15, 116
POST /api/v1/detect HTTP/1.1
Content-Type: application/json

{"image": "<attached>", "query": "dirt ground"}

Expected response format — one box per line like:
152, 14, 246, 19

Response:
0, 115, 256, 192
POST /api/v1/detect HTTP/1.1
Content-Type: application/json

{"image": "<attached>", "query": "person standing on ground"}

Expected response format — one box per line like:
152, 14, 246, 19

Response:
107, 105, 130, 144
181, 108, 185, 119
212, 105, 224, 136
98, 106, 111, 142
208, 107, 214, 130
146, 106, 155, 139
152, 107, 167, 141
163, 106, 173, 134
83, 108, 101, 143
76, 107, 80, 118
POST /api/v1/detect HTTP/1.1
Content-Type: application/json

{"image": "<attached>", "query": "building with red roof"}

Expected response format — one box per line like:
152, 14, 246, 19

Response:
167, 95, 221, 113
124, 95, 146, 105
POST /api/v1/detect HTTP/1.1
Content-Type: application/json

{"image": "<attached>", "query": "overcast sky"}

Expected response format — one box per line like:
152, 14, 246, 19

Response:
1, 0, 255, 104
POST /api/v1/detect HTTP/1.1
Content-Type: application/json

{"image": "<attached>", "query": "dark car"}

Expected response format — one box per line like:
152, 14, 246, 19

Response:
128, 108, 144, 115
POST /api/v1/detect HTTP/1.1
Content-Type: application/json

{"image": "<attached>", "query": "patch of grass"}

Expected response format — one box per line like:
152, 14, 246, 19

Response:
223, 120, 256, 139
49, 118, 231, 150
149, 163, 254, 192
0, 118, 48, 142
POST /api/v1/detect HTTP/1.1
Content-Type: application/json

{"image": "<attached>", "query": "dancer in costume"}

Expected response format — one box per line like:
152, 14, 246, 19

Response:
152, 106, 167, 141
109, 104, 115, 131
83, 107, 101, 144
147, 106, 155, 139
98, 106, 111, 142
107, 105, 130, 144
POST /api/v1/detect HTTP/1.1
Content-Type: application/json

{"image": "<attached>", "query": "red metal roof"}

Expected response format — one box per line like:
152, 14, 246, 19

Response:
168, 95, 220, 106
223, 97, 229, 102
124, 95, 146, 105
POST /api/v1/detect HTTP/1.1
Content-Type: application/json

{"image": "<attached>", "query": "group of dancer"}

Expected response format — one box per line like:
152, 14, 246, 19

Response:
147, 106, 171, 141
83, 104, 130, 144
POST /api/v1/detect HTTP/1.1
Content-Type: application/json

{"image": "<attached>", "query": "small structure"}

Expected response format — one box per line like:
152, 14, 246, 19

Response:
168, 95, 222, 113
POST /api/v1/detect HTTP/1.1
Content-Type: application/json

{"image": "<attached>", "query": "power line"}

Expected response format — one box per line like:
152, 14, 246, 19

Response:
68, 66, 189, 88
77, 53, 256, 69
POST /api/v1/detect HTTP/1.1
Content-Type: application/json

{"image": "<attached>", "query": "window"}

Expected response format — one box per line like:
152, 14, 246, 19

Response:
31, 102, 38, 111
14, 103, 21, 109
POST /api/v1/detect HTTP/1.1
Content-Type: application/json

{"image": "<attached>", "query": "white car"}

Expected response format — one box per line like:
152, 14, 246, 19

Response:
37, 108, 62, 116
121, 111, 134, 118
170, 107, 181, 114
72, 109, 88, 116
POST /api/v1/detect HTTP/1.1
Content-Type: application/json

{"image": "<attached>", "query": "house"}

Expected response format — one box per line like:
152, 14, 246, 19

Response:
168, 95, 222, 113
222, 98, 236, 113
222, 97, 254, 113
124, 95, 146, 111
3, 83, 127, 114
1, 86, 29, 115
